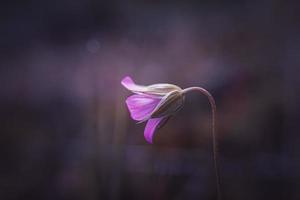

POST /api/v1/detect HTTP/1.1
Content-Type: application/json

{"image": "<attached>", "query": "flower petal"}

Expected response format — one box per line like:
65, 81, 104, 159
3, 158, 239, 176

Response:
121, 76, 147, 93
150, 90, 184, 118
144, 117, 170, 143
126, 94, 161, 121
147, 83, 182, 95
121, 76, 181, 96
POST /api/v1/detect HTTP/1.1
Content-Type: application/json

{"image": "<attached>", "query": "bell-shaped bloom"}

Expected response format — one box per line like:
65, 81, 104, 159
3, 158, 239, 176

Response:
121, 76, 185, 143
122, 76, 221, 200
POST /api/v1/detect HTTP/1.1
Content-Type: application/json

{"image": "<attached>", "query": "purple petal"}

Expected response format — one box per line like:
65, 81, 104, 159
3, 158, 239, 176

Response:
144, 117, 166, 144
121, 76, 146, 92
126, 94, 160, 121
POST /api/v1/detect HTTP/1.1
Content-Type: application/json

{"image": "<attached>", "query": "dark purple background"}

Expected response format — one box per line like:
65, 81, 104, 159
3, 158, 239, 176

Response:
1, 1, 299, 200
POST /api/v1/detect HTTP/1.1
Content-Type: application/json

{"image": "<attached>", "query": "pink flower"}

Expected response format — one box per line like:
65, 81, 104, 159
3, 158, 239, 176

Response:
121, 76, 184, 143
121, 76, 222, 200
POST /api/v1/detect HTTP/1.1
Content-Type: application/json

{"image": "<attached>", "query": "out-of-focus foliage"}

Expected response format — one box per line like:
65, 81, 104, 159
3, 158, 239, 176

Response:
1, 1, 299, 200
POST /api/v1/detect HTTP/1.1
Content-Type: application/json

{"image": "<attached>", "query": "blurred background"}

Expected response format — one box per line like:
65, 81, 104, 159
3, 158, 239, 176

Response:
1, 0, 299, 200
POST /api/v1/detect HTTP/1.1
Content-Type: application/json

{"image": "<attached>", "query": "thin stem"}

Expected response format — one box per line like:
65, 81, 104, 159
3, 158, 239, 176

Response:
182, 87, 222, 200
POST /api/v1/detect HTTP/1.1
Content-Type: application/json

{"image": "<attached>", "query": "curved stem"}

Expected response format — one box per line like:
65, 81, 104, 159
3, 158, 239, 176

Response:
182, 87, 222, 200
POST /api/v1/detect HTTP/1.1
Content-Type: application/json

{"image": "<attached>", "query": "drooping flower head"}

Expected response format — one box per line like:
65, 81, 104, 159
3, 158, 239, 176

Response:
121, 76, 222, 200
121, 76, 185, 143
